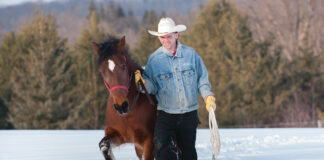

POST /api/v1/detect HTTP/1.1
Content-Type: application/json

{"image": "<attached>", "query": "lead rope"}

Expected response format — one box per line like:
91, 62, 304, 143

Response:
209, 105, 221, 160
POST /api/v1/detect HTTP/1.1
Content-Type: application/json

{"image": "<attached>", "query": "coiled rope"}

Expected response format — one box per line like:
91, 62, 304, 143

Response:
209, 106, 221, 160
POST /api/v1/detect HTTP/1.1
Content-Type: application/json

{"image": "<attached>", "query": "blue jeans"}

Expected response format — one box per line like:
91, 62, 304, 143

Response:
153, 110, 200, 160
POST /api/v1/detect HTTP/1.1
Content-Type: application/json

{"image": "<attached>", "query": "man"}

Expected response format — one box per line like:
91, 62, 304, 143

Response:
135, 17, 216, 160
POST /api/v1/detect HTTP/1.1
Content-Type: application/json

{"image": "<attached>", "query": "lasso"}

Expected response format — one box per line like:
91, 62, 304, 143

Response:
209, 106, 221, 160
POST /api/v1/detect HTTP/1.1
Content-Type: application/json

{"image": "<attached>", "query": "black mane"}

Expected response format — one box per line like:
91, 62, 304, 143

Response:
97, 36, 120, 65
96, 36, 142, 72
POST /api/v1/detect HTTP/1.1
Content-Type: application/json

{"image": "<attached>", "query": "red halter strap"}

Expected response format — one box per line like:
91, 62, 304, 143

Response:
102, 56, 129, 93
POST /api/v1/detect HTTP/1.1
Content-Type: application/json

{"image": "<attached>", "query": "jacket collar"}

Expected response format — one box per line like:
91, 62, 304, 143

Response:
161, 41, 183, 58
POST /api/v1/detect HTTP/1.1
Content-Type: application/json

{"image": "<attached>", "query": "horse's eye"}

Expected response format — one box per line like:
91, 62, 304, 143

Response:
122, 65, 126, 70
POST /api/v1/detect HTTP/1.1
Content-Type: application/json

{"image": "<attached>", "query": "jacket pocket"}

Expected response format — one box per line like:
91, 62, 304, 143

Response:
157, 73, 172, 89
182, 69, 195, 85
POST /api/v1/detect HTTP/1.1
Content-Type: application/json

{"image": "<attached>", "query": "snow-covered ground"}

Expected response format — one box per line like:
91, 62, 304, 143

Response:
0, 128, 324, 160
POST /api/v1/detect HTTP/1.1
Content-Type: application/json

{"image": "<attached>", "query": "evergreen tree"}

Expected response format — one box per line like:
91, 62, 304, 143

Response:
182, 0, 248, 127
0, 31, 18, 104
278, 39, 323, 127
6, 10, 74, 129
132, 10, 160, 66
70, 8, 108, 129
126, 9, 139, 31
0, 98, 13, 129
142, 10, 158, 26
317, 54, 324, 124
182, 0, 285, 127
99, 2, 106, 20
88, 0, 96, 19
128, 10, 134, 17
0, 31, 22, 129
106, 0, 117, 22
116, 5, 125, 18
245, 40, 288, 127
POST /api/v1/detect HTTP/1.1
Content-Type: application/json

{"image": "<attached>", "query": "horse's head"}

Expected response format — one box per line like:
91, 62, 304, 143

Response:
92, 36, 131, 115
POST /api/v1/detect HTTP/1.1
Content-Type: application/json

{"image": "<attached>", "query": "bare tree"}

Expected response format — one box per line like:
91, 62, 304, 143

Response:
232, 0, 324, 59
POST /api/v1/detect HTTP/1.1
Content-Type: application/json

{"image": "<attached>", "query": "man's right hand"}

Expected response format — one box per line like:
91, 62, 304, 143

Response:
135, 70, 145, 85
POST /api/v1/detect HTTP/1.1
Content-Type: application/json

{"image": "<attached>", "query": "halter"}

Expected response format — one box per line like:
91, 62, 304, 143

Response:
102, 56, 129, 93
101, 56, 155, 112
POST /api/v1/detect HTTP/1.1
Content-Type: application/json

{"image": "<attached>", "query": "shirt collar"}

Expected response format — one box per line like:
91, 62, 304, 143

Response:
161, 41, 183, 58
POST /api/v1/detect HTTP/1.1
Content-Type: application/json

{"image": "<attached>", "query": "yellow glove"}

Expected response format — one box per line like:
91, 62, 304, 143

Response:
135, 70, 145, 85
205, 96, 216, 112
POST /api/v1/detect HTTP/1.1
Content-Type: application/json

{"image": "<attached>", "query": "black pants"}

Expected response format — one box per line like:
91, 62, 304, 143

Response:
153, 110, 200, 160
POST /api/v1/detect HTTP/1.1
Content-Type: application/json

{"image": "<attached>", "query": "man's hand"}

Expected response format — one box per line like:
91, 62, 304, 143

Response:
205, 96, 216, 112
135, 70, 145, 85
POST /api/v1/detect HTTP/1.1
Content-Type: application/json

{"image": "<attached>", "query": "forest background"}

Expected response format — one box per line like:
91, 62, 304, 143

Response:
0, 0, 323, 129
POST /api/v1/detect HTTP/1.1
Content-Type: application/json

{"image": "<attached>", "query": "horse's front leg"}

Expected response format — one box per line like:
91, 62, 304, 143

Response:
143, 138, 154, 160
99, 136, 115, 160
135, 145, 144, 159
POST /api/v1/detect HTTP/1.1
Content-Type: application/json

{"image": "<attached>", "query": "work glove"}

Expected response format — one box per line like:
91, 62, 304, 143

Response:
135, 70, 145, 85
205, 96, 216, 112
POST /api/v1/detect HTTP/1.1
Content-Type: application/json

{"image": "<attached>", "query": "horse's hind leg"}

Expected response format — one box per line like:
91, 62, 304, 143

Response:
99, 136, 115, 160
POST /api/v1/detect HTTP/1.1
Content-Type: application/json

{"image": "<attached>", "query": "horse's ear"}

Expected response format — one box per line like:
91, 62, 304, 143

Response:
92, 42, 100, 56
117, 36, 126, 52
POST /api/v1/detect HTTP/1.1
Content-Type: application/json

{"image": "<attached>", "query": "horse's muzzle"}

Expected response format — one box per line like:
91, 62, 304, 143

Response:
114, 101, 129, 115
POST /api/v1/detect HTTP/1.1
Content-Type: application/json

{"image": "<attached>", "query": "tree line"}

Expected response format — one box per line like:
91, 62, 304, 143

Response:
0, 0, 323, 129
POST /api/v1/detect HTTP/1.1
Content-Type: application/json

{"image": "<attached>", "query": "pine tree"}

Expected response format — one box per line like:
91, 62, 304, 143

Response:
182, 0, 285, 127
70, 8, 108, 129
116, 5, 125, 18
181, 0, 248, 127
142, 10, 158, 26
132, 10, 160, 66
0, 31, 18, 103
0, 98, 13, 129
99, 2, 106, 20
278, 37, 322, 127
7, 10, 74, 129
88, 0, 96, 19
106, 0, 117, 22
0, 31, 22, 129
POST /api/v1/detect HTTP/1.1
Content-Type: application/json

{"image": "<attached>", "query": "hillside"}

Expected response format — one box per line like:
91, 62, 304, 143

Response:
0, 0, 208, 44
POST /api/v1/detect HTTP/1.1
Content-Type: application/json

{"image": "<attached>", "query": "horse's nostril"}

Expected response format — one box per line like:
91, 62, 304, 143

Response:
114, 102, 129, 115
114, 104, 123, 114
114, 104, 119, 110
122, 101, 128, 108
122, 101, 128, 113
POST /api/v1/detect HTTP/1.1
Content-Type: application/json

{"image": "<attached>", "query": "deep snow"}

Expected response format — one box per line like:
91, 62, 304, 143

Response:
0, 128, 324, 160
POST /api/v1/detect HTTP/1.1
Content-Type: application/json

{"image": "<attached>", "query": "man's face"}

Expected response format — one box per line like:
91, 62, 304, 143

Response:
158, 33, 179, 51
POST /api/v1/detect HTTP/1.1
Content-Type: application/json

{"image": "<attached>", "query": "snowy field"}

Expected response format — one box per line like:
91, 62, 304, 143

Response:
0, 128, 324, 160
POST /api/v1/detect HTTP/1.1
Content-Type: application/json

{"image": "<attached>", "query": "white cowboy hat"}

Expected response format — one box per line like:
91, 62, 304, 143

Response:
148, 17, 187, 36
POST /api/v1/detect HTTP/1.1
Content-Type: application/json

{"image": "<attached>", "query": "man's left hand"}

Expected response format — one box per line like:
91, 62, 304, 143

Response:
205, 96, 216, 112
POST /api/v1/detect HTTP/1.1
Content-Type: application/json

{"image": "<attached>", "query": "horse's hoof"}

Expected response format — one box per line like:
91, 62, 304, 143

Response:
99, 137, 115, 160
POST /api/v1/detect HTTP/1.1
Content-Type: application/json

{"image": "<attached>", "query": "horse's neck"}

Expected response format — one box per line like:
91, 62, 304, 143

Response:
126, 55, 141, 73
126, 56, 140, 92
126, 69, 139, 104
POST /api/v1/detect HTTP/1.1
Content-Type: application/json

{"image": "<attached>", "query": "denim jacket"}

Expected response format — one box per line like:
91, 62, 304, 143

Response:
143, 42, 214, 114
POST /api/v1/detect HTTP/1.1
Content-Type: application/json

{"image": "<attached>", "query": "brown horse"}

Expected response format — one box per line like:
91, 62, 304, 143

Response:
92, 36, 157, 160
